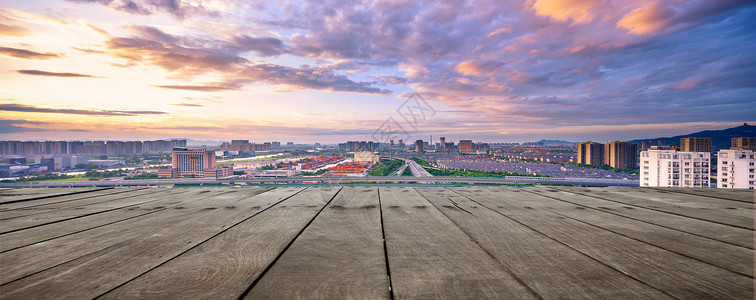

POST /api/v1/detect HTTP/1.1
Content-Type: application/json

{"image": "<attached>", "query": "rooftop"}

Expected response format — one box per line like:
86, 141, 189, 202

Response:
0, 186, 753, 299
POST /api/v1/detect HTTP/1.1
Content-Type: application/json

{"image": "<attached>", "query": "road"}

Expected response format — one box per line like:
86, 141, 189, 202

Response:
398, 158, 433, 177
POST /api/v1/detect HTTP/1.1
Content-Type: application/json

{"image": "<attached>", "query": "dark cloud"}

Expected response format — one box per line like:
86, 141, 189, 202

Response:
373, 74, 408, 85
0, 119, 50, 133
67, 0, 214, 19
241, 64, 391, 94
230, 35, 288, 56
17, 70, 99, 78
0, 47, 60, 60
0, 103, 167, 116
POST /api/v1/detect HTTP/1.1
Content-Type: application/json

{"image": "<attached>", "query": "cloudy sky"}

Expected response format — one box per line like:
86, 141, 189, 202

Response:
1, 0, 754, 143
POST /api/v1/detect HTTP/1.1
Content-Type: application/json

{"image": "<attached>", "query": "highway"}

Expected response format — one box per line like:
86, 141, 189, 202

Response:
0, 176, 640, 188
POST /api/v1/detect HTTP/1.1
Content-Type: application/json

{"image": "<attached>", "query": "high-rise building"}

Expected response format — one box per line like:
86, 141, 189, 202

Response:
459, 140, 473, 153
717, 149, 755, 189
604, 141, 638, 169
731, 137, 756, 151
640, 148, 710, 188
231, 140, 250, 145
577, 142, 605, 166
680, 137, 711, 153
439, 137, 446, 151
415, 140, 424, 152
171, 148, 216, 178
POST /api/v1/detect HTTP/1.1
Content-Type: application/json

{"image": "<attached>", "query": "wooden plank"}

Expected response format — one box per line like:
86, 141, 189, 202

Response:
649, 187, 755, 203
0, 189, 177, 234
244, 186, 388, 299
0, 188, 239, 284
523, 187, 754, 277
600, 187, 755, 214
0, 188, 269, 253
95, 187, 335, 299
0, 188, 110, 204
0, 188, 142, 212
454, 187, 754, 299
414, 187, 672, 299
0, 187, 303, 299
0, 188, 157, 220
533, 187, 754, 249
552, 187, 753, 230
379, 187, 535, 299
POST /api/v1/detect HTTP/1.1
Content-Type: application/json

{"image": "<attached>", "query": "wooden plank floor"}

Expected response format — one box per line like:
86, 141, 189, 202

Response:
0, 186, 753, 299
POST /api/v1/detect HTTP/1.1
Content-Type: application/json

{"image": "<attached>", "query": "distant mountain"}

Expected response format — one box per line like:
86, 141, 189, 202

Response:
537, 139, 577, 145
626, 123, 756, 150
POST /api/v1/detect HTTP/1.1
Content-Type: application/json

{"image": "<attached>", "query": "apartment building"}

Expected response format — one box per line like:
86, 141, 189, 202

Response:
717, 149, 755, 189
640, 147, 710, 188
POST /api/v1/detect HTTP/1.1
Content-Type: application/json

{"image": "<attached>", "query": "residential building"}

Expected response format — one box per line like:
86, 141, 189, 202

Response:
717, 149, 755, 189
171, 148, 216, 178
577, 141, 605, 166
640, 147, 710, 188
680, 137, 711, 153
731, 137, 756, 151
204, 166, 234, 179
459, 140, 473, 153
605, 141, 638, 169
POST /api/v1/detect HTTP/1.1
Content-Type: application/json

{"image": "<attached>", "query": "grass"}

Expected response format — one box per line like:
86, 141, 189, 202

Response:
367, 160, 404, 176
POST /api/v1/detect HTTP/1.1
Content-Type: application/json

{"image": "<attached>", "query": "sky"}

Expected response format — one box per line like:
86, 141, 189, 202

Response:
1, 0, 755, 144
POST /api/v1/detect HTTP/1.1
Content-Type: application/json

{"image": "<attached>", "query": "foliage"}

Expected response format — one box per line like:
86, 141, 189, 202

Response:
233, 171, 246, 175
301, 169, 329, 176
97, 155, 108, 160
124, 173, 159, 180
401, 166, 413, 176
12, 173, 74, 182
367, 160, 404, 176
422, 167, 540, 178
85, 169, 126, 178
259, 165, 276, 171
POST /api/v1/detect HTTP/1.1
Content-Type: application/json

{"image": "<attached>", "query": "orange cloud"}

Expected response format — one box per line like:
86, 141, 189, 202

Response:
617, 1, 673, 35
454, 60, 503, 76
487, 25, 513, 38
529, 0, 602, 24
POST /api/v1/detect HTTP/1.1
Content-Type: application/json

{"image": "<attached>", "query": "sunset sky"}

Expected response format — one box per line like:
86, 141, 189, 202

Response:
1, 0, 754, 143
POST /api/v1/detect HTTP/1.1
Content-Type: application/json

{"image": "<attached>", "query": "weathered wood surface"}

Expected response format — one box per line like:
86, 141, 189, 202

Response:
0, 187, 111, 204
454, 187, 754, 299
0, 188, 156, 220
0, 188, 136, 211
524, 188, 754, 277
99, 187, 329, 299
0, 188, 234, 284
244, 186, 389, 300
535, 187, 754, 249
552, 187, 754, 230
379, 187, 536, 299
648, 187, 755, 203
0, 186, 753, 299
0, 188, 175, 234
1, 187, 291, 298
414, 187, 672, 299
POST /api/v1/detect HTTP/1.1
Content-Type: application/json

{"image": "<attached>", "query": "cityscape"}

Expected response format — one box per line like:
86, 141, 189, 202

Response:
1, 0, 755, 299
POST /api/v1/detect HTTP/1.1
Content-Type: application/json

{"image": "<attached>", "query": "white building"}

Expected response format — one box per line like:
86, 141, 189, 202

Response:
717, 149, 755, 189
640, 148, 710, 188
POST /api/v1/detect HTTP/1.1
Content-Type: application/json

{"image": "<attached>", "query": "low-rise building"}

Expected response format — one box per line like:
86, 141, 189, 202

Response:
640, 147, 710, 188
717, 149, 755, 189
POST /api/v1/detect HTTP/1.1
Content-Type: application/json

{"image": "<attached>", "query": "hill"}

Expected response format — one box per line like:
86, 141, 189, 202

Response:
626, 123, 755, 150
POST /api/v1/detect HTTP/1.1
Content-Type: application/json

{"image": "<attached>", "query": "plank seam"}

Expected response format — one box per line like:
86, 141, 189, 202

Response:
0, 188, 112, 205
444, 187, 678, 299
646, 187, 754, 204
556, 188, 754, 231
524, 189, 754, 250
0, 188, 144, 212
376, 187, 395, 300
88, 187, 297, 299
417, 187, 542, 299
235, 187, 342, 300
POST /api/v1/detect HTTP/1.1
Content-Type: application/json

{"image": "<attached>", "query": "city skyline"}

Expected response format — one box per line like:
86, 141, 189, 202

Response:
1, 0, 755, 143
